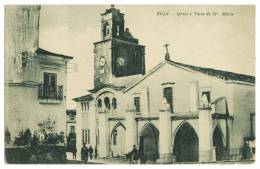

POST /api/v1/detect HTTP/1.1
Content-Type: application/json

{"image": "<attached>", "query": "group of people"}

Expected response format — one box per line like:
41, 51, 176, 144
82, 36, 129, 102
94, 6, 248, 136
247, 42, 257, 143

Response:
128, 145, 148, 164
80, 143, 97, 163
77, 144, 149, 164
128, 145, 139, 164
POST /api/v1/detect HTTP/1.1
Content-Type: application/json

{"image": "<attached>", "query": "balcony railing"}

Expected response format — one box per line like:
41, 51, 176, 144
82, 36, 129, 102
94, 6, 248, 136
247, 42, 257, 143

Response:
38, 84, 63, 100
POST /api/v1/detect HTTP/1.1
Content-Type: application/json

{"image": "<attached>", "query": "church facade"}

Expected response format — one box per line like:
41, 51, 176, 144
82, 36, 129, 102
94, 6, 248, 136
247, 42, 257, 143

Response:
74, 6, 255, 163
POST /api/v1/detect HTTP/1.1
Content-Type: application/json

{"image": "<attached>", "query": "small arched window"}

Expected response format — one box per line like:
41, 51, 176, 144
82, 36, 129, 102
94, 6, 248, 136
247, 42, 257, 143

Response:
112, 129, 117, 145
83, 102, 86, 111
112, 98, 117, 109
103, 22, 109, 37
86, 102, 89, 110
81, 102, 84, 111
116, 25, 120, 36
97, 99, 102, 108
104, 97, 110, 109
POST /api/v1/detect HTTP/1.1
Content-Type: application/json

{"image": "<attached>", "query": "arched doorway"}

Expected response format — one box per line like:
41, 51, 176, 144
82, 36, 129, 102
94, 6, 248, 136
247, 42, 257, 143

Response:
173, 122, 199, 162
213, 126, 225, 161
111, 122, 126, 157
139, 123, 159, 161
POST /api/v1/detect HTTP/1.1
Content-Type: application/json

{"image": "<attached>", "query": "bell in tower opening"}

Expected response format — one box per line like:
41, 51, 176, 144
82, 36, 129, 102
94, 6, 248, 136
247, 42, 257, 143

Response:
94, 5, 146, 87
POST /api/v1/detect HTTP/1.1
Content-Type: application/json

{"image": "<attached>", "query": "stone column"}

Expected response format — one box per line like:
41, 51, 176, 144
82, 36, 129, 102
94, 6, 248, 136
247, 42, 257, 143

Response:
198, 107, 214, 162
89, 102, 96, 147
125, 107, 137, 153
158, 99, 172, 163
75, 104, 82, 159
98, 112, 108, 157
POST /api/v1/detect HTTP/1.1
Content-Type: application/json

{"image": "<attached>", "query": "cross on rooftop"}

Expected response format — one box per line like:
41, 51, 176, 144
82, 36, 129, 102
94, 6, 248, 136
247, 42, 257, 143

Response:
164, 43, 171, 61
164, 43, 170, 53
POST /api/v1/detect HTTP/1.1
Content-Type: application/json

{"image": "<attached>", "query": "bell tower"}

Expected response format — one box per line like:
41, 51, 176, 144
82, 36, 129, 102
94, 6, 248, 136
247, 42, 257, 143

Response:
101, 5, 125, 40
94, 5, 146, 87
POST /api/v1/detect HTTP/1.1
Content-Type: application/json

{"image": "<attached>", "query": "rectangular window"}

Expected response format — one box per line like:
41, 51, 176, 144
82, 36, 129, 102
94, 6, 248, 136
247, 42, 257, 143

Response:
42, 72, 59, 99
87, 129, 90, 144
134, 97, 140, 112
82, 130, 85, 145
82, 129, 90, 144
85, 130, 88, 144
202, 91, 211, 103
43, 72, 57, 86
163, 87, 173, 113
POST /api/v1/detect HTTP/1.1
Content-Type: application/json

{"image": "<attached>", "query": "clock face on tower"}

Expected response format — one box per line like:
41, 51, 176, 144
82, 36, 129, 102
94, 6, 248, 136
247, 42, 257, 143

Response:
116, 57, 125, 67
99, 57, 106, 67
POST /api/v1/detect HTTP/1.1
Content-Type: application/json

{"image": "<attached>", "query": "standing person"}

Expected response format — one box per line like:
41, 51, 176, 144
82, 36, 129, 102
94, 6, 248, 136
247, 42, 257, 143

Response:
89, 146, 93, 160
131, 145, 139, 164
81, 143, 89, 164
242, 141, 251, 160
127, 151, 132, 164
72, 145, 77, 160
94, 146, 98, 159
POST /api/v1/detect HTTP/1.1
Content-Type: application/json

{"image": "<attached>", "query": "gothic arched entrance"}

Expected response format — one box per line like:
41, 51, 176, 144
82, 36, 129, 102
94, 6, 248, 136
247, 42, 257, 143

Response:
213, 126, 225, 161
111, 122, 126, 157
139, 123, 159, 161
173, 122, 199, 162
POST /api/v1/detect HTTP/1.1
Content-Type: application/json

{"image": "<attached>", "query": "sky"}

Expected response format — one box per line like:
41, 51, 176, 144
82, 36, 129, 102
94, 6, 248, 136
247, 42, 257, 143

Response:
38, 5, 255, 109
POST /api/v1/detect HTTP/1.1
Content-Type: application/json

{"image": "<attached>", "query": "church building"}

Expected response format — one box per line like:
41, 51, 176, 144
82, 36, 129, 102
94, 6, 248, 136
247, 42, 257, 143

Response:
74, 6, 255, 163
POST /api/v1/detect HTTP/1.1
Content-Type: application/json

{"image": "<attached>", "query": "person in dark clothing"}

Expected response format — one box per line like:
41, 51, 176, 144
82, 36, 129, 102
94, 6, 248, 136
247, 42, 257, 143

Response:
72, 145, 77, 159
130, 145, 139, 164
242, 141, 251, 160
89, 146, 93, 160
94, 146, 98, 159
81, 143, 89, 164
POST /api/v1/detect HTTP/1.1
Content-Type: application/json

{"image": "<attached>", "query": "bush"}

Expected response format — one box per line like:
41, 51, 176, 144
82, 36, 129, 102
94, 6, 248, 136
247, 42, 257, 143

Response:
5, 145, 67, 164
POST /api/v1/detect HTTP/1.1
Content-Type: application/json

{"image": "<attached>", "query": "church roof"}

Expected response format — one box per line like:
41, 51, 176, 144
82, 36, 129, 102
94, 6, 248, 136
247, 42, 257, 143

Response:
88, 84, 126, 93
73, 84, 126, 102
170, 60, 255, 83
124, 60, 255, 92
73, 59, 254, 101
